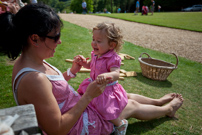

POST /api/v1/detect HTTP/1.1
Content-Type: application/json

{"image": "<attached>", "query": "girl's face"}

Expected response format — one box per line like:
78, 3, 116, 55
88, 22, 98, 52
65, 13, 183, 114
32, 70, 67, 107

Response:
91, 30, 114, 58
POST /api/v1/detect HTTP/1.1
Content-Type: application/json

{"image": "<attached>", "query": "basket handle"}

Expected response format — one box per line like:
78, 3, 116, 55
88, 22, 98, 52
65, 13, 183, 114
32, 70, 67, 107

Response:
171, 53, 179, 68
139, 52, 151, 58
139, 52, 178, 68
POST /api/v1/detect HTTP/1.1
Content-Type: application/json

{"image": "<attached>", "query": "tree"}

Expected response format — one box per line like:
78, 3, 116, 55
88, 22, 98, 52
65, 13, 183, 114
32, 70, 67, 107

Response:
93, 0, 116, 13
143, 0, 202, 11
111, 0, 112, 13
50, 0, 59, 8
55, 1, 68, 12
36, 0, 70, 12
70, 0, 93, 13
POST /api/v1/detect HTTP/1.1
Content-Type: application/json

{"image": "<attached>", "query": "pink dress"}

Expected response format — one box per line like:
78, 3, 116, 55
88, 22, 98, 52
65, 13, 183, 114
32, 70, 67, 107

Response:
13, 61, 113, 135
78, 50, 128, 120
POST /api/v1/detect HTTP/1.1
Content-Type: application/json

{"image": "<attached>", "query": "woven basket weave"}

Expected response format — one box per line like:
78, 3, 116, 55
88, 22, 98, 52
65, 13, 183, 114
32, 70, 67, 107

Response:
138, 53, 178, 81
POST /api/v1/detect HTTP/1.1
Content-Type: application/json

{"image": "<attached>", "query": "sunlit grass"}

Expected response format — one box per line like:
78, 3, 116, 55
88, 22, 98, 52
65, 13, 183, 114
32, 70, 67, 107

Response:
94, 12, 202, 32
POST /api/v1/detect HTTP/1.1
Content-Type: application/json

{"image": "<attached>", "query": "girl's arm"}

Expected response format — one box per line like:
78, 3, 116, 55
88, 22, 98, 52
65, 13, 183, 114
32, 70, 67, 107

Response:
96, 67, 120, 84
18, 72, 107, 135
82, 59, 91, 69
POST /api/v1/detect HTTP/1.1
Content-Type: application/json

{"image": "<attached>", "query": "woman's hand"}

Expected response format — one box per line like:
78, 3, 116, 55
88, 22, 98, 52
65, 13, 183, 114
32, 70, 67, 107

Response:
83, 81, 108, 101
70, 62, 81, 75
73, 55, 89, 67
70, 55, 87, 74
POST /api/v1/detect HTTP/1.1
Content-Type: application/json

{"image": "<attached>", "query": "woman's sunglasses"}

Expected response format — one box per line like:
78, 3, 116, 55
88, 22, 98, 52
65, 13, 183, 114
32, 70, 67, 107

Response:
45, 33, 61, 42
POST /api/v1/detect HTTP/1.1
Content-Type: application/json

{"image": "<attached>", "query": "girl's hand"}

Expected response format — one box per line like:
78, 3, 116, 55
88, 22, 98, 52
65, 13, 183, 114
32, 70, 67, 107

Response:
70, 55, 89, 74
73, 55, 89, 66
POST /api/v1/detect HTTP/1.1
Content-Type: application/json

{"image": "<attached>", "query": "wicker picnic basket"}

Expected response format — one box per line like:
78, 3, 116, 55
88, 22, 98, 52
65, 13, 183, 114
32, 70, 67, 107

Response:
138, 53, 178, 81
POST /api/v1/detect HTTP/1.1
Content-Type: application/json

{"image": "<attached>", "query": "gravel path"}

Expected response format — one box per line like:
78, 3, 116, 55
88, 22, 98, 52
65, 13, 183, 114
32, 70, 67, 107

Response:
59, 14, 202, 63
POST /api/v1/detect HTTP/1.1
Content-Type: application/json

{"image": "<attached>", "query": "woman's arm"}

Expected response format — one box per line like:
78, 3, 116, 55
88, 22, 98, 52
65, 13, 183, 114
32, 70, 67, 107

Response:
63, 55, 91, 82
18, 72, 106, 135
63, 56, 83, 81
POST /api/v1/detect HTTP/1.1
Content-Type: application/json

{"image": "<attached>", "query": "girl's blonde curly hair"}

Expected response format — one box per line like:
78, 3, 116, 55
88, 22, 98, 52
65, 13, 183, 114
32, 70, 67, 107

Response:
93, 22, 124, 53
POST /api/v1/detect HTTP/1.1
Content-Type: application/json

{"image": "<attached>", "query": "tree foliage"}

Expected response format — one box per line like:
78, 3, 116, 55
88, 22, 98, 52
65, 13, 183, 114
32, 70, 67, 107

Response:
143, 0, 202, 11
70, 0, 93, 13
22, 0, 202, 13
28, 0, 71, 12
92, 0, 202, 13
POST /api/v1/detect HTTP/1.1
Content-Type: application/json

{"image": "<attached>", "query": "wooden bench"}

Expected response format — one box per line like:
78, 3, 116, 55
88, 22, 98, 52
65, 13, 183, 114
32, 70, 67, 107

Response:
0, 104, 41, 135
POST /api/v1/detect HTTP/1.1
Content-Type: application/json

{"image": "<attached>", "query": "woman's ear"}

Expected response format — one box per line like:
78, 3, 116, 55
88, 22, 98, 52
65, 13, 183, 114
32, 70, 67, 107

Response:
109, 42, 116, 50
29, 34, 39, 46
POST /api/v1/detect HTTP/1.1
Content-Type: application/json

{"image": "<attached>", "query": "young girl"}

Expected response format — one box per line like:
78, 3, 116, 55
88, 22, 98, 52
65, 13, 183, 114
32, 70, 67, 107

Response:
74, 22, 128, 135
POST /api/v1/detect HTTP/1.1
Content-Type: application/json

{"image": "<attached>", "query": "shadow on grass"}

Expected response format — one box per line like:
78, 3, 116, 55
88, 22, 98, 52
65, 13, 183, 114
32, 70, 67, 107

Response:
126, 117, 175, 135
110, 117, 177, 135
135, 72, 172, 88
0, 52, 5, 56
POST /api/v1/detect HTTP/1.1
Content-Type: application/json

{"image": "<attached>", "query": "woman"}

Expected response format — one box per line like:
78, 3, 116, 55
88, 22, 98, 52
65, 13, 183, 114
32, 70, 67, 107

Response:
0, 4, 183, 135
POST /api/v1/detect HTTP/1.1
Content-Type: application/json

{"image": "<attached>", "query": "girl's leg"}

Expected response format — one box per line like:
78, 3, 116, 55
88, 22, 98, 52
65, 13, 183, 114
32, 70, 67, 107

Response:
120, 94, 183, 120
110, 118, 123, 127
127, 93, 176, 106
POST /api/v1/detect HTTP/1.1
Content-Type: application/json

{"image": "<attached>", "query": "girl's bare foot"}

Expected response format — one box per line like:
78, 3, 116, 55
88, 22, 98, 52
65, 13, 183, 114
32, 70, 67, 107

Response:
166, 94, 184, 117
157, 93, 176, 106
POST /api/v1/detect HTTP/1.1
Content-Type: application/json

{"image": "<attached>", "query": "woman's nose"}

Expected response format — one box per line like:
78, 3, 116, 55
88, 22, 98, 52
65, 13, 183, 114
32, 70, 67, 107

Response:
57, 39, 62, 44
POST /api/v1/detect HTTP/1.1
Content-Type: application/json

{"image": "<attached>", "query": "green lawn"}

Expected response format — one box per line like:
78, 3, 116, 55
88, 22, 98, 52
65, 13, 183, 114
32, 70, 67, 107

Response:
94, 12, 202, 32
0, 17, 202, 134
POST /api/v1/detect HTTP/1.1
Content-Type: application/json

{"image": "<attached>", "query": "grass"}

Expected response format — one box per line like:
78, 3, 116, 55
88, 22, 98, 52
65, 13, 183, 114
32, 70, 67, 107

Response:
0, 18, 202, 134
94, 12, 202, 32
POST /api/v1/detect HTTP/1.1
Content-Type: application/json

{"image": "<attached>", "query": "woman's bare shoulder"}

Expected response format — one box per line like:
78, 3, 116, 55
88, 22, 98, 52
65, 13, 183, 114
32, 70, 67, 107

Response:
16, 67, 52, 105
